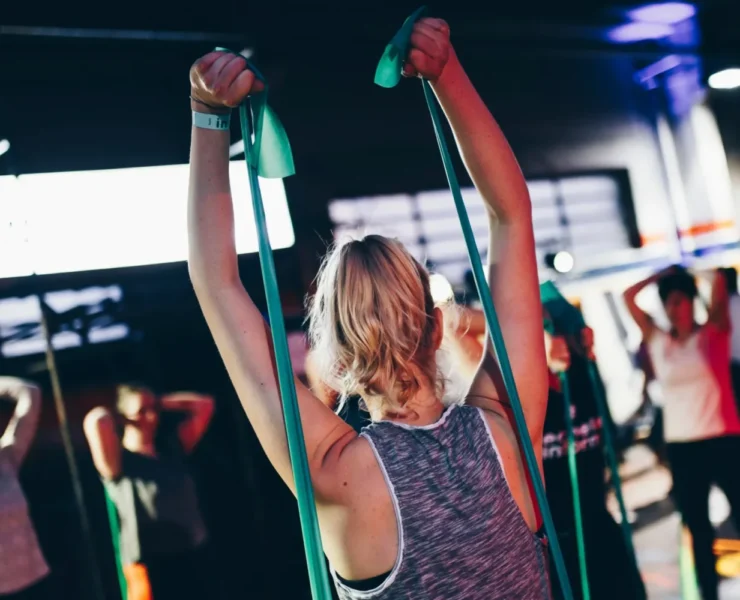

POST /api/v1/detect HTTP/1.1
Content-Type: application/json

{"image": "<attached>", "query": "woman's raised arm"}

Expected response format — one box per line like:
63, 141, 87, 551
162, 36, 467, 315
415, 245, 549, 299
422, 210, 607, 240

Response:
410, 19, 548, 445
187, 52, 354, 499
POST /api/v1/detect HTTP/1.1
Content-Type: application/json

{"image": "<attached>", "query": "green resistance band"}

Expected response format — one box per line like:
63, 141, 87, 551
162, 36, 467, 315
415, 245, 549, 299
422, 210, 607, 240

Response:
375, 9, 573, 600
560, 373, 590, 600
540, 281, 642, 593
215, 48, 332, 600
544, 316, 591, 600
104, 491, 128, 599
679, 527, 701, 600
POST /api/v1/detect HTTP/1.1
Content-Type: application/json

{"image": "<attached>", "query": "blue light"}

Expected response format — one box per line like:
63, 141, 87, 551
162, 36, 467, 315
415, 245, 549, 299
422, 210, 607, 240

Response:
607, 22, 675, 43
628, 3, 696, 25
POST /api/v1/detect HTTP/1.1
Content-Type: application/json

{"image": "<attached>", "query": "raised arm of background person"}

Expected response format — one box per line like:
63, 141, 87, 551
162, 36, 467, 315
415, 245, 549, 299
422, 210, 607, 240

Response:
304, 350, 340, 411
186, 52, 355, 501
456, 305, 487, 339
0, 377, 42, 469
544, 332, 571, 373
706, 269, 730, 332
159, 392, 215, 453
411, 19, 547, 447
623, 268, 673, 341
451, 308, 574, 386
445, 307, 486, 385
83, 407, 122, 480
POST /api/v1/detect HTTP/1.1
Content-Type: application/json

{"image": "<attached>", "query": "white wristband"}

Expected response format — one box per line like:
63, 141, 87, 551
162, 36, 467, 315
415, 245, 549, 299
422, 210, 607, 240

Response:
192, 111, 231, 131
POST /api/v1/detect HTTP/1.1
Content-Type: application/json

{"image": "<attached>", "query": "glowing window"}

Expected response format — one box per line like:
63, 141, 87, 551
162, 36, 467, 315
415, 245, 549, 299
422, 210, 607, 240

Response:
328, 174, 634, 286
0, 163, 294, 279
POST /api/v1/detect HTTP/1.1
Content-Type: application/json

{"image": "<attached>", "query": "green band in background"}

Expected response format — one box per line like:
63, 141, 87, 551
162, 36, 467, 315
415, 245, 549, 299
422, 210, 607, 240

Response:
541, 280, 643, 595
559, 372, 591, 600
104, 491, 128, 600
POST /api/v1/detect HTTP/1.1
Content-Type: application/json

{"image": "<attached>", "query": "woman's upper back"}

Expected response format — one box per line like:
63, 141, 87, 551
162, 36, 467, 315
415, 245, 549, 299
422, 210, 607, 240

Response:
332, 404, 550, 600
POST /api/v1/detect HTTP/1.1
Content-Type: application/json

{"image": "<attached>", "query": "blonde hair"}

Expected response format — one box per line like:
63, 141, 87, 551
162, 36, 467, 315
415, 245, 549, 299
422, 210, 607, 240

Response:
307, 235, 447, 416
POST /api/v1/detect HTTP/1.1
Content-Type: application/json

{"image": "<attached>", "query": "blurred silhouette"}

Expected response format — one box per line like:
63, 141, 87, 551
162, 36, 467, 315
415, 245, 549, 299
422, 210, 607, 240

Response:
633, 340, 668, 466
0, 377, 51, 600
624, 266, 740, 600
83, 384, 214, 600
720, 266, 740, 413
542, 322, 645, 600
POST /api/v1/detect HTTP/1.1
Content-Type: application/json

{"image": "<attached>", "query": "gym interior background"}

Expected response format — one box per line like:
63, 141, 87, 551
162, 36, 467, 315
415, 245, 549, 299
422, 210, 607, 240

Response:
1, 1, 740, 598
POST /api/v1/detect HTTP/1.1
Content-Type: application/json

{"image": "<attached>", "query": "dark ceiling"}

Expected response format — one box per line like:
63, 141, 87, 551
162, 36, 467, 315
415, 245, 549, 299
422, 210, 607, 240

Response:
0, 0, 738, 178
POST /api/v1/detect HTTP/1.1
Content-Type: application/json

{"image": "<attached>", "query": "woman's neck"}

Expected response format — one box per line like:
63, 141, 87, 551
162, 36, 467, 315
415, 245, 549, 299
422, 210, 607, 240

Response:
379, 386, 445, 426
122, 427, 156, 457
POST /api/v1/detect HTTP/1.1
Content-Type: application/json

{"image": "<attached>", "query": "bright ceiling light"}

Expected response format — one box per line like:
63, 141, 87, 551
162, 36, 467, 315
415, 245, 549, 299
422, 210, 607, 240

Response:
708, 68, 740, 90
628, 2, 696, 25
553, 252, 574, 274
546, 251, 575, 274
0, 139, 10, 157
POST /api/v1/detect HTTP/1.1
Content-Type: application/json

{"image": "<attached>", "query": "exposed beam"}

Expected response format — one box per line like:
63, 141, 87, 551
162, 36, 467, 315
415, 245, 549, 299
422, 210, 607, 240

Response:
0, 25, 245, 43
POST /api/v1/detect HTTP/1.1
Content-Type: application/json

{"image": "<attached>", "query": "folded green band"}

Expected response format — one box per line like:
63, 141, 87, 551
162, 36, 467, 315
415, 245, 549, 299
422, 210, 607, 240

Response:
215, 47, 295, 179
374, 5, 427, 88
540, 280, 586, 333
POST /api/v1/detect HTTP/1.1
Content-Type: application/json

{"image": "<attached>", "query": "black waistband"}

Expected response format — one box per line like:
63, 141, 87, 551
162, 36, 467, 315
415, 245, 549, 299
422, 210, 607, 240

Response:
336, 569, 392, 592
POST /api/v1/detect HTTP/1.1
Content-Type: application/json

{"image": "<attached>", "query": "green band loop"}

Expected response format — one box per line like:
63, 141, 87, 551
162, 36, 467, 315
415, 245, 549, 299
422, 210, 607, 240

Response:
215, 47, 295, 179
374, 6, 427, 88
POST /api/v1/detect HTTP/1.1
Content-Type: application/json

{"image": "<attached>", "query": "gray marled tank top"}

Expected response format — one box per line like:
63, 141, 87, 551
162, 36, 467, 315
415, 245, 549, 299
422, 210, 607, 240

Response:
332, 404, 551, 600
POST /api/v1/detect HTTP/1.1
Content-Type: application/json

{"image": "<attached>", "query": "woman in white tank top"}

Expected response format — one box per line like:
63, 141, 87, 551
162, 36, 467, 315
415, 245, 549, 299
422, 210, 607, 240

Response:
623, 266, 740, 600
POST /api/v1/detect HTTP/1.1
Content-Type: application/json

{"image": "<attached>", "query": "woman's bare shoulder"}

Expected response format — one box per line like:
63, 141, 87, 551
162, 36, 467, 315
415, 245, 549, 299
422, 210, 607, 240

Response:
314, 430, 384, 502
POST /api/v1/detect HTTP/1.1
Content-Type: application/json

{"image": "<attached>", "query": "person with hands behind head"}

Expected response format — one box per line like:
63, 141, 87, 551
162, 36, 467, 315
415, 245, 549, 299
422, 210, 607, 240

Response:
0, 377, 51, 600
83, 385, 213, 600
541, 321, 646, 600
188, 15, 552, 600
624, 265, 740, 600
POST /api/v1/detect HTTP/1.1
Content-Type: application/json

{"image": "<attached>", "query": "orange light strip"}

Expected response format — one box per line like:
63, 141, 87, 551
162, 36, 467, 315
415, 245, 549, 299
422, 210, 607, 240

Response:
679, 220, 737, 237
641, 220, 738, 247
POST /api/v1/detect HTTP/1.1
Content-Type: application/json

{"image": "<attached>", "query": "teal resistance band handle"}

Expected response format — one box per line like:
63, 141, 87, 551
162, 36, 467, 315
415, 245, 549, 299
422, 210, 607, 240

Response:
418, 79, 574, 600
104, 491, 128, 600
558, 373, 591, 600
234, 88, 333, 599
585, 362, 642, 590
